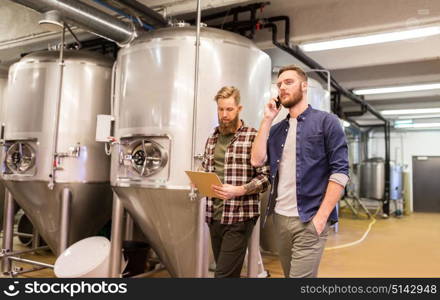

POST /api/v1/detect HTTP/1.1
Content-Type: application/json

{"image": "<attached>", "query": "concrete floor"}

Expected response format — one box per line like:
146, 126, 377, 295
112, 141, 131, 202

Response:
1, 212, 439, 278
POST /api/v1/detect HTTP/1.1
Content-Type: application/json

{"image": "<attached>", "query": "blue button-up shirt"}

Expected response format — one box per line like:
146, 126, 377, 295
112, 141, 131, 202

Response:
265, 105, 349, 224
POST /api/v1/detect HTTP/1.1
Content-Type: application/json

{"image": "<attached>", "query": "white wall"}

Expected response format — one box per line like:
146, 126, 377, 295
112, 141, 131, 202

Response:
368, 130, 440, 212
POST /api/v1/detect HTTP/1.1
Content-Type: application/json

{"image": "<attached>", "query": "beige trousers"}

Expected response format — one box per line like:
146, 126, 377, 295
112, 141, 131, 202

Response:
273, 213, 330, 278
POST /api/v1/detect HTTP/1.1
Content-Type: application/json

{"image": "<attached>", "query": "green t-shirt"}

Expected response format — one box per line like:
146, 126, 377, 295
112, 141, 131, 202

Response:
212, 133, 234, 220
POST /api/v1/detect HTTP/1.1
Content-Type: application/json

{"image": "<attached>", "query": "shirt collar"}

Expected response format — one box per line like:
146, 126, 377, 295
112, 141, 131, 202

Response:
284, 105, 312, 121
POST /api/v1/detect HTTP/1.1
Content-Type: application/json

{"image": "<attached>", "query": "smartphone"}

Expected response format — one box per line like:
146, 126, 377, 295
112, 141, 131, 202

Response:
275, 96, 281, 109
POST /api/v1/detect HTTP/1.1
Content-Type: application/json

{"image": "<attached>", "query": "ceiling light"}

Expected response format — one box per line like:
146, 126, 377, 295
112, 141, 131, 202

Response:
381, 108, 440, 115
300, 26, 440, 52
397, 114, 440, 119
394, 120, 413, 125
394, 122, 440, 129
353, 83, 440, 95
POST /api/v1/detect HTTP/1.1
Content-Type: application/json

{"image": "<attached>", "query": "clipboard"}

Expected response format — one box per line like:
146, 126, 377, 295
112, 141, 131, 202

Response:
185, 171, 222, 198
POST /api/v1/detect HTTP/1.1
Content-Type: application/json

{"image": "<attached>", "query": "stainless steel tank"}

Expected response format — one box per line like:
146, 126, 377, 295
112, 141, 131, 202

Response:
111, 26, 271, 277
359, 157, 385, 200
1, 51, 113, 255
308, 77, 331, 112
348, 136, 361, 166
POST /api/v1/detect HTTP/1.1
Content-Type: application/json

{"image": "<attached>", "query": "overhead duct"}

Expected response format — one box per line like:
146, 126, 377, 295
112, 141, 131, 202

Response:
114, 0, 168, 28
9, 0, 136, 45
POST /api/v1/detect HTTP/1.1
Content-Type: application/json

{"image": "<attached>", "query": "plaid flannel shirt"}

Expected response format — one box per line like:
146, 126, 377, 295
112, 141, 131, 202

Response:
201, 122, 270, 224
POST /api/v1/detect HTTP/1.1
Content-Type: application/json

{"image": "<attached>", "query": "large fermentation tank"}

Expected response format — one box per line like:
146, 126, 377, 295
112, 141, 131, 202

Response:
1, 51, 113, 255
111, 26, 271, 277
359, 157, 385, 200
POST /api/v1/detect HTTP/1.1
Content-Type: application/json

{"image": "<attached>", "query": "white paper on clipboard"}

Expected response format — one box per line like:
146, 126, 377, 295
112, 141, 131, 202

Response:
185, 171, 222, 198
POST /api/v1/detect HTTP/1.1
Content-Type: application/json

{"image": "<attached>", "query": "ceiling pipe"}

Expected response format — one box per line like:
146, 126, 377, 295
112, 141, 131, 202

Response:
115, 0, 168, 28
9, 0, 136, 45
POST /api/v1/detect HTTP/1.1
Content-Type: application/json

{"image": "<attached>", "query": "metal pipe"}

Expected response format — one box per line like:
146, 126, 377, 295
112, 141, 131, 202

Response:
344, 103, 368, 117
195, 197, 209, 277
12, 266, 47, 276
383, 122, 391, 215
9, 0, 136, 45
65, 23, 82, 49
59, 187, 72, 254
109, 193, 125, 278
32, 227, 41, 252
9, 256, 54, 269
124, 211, 134, 241
1, 246, 50, 258
1, 190, 16, 274
91, 0, 154, 31
13, 232, 33, 238
115, 0, 168, 27
187, 2, 269, 24
48, 24, 65, 190
190, 0, 202, 173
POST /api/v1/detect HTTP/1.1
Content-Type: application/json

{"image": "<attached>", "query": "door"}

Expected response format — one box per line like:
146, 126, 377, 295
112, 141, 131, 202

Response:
412, 156, 440, 212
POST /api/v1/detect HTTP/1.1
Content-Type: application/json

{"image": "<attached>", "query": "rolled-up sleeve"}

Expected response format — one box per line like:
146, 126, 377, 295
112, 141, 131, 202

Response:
243, 164, 270, 194
329, 173, 349, 187
324, 114, 349, 177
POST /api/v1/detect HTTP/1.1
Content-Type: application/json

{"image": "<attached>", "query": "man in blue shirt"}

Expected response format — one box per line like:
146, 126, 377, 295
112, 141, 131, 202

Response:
251, 65, 349, 278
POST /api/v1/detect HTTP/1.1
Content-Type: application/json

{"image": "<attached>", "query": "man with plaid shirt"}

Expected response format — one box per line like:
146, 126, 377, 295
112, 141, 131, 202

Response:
200, 86, 269, 278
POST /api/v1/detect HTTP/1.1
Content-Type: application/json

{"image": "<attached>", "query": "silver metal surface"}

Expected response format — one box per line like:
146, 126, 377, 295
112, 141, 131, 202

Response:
9, 256, 54, 269
0, 183, 6, 229
0, 246, 49, 257
0, 75, 7, 230
49, 24, 66, 190
110, 27, 271, 277
10, 0, 136, 45
191, 0, 202, 172
3, 50, 113, 183
109, 193, 124, 278
113, 26, 271, 187
4, 182, 112, 256
124, 211, 134, 241
348, 137, 361, 166
114, 187, 200, 277
59, 187, 71, 254
1, 190, 15, 274
359, 158, 385, 200
195, 196, 209, 277
2, 50, 114, 256
247, 219, 260, 278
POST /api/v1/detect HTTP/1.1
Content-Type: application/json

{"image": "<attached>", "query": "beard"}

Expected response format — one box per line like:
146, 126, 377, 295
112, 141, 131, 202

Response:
282, 88, 304, 109
219, 115, 240, 135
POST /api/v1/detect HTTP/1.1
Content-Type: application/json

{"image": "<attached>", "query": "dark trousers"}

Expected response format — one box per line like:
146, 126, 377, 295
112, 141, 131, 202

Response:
208, 218, 256, 278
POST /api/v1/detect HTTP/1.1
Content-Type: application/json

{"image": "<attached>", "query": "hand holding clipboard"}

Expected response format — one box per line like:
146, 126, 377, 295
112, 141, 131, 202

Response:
185, 171, 222, 198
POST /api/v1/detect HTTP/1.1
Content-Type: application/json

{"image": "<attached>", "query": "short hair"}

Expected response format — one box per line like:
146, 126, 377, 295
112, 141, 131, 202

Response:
214, 86, 240, 105
277, 65, 308, 81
